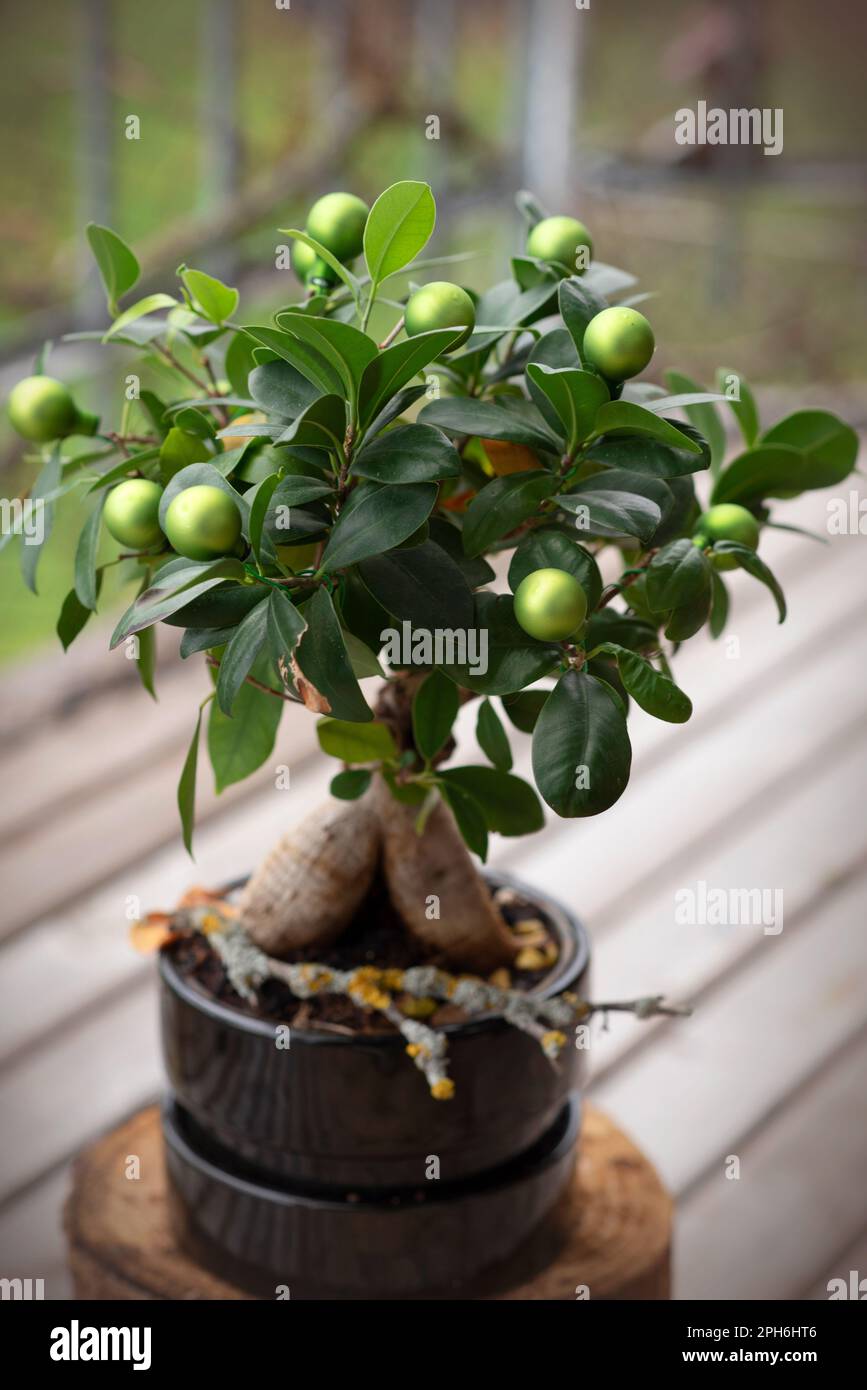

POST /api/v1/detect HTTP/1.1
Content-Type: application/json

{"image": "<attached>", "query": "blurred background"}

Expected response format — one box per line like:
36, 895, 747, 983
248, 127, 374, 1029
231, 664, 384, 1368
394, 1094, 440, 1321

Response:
0, 0, 865, 1301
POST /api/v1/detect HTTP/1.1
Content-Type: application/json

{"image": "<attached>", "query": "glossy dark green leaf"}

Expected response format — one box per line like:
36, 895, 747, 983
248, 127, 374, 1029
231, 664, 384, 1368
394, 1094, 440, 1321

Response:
440, 779, 488, 860
136, 621, 157, 699
437, 591, 560, 695
582, 428, 709, 478
179, 625, 236, 657
267, 588, 308, 677
20, 448, 62, 593
412, 669, 460, 761
589, 401, 703, 453
164, 580, 264, 630
441, 766, 542, 836
476, 698, 513, 771
558, 469, 670, 544
352, 424, 460, 484
583, 608, 659, 653
525, 365, 608, 450
664, 585, 712, 641
295, 586, 372, 721
709, 569, 729, 639
320, 482, 436, 572
110, 558, 246, 647
524, 328, 581, 433
595, 642, 692, 723
276, 394, 348, 452
208, 652, 283, 792
663, 369, 726, 474
508, 527, 603, 609
249, 360, 321, 420
532, 669, 632, 817
427, 517, 495, 588
358, 539, 475, 631
419, 396, 559, 453
178, 700, 208, 854
330, 769, 373, 800
646, 538, 712, 612
558, 276, 607, 354
711, 541, 787, 622
358, 330, 464, 427
275, 311, 378, 408
73, 494, 106, 610
242, 324, 343, 396
57, 569, 103, 650
710, 444, 807, 506
760, 410, 858, 488
462, 471, 557, 556
86, 223, 140, 315
365, 384, 428, 440
501, 689, 549, 733
215, 597, 269, 714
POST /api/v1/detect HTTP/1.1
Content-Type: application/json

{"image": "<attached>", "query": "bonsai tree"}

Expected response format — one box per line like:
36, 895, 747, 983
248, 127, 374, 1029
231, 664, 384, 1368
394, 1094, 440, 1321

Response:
6, 183, 858, 1093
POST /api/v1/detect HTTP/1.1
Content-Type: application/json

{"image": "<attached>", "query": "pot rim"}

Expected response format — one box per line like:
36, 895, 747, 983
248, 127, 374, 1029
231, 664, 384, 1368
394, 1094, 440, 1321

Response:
159, 868, 589, 1046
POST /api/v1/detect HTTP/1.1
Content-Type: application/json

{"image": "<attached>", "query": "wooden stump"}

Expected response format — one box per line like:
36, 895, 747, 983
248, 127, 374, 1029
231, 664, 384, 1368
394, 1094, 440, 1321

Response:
64, 1104, 672, 1300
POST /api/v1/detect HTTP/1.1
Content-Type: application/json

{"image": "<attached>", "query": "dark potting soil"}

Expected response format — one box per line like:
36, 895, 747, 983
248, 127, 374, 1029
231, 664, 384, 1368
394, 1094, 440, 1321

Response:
167, 872, 555, 1036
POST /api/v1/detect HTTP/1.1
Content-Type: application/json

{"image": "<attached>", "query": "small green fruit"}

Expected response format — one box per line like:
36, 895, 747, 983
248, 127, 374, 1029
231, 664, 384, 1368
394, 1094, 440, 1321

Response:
405, 281, 476, 348
693, 503, 760, 570
7, 375, 84, 442
513, 568, 588, 642
103, 479, 164, 550
526, 216, 593, 275
163, 484, 243, 561
306, 192, 369, 262
582, 307, 655, 382
292, 239, 338, 286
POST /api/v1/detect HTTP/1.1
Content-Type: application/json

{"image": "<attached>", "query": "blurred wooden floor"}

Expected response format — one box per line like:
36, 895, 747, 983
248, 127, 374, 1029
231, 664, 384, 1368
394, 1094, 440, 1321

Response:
1, 468, 865, 1301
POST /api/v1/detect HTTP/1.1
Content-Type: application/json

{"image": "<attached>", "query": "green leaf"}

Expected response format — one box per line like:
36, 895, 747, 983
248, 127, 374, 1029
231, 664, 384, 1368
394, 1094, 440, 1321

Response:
20, 448, 62, 593
715, 367, 759, 447
709, 569, 729, 639
525, 328, 581, 432
278, 227, 362, 301
216, 598, 270, 714
357, 539, 475, 631
665, 586, 712, 641
558, 276, 608, 354
419, 396, 559, 453
110, 558, 246, 647
462, 471, 557, 557
320, 482, 436, 572
225, 331, 259, 399
104, 293, 177, 341
86, 223, 140, 315
364, 181, 436, 288
73, 495, 106, 610
760, 410, 859, 488
330, 769, 372, 800
208, 652, 283, 792
246, 473, 281, 567
559, 469, 670, 544
158, 427, 211, 484
584, 608, 659, 652
352, 424, 460, 484
412, 669, 459, 761
525, 364, 609, 450
441, 766, 543, 836
178, 701, 208, 854
583, 429, 708, 478
267, 587, 307, 676
249, 360, 321, 419
178, 265, 239, 324
589, 401, 704, 453
295, 587, 372, 721
427, 517, 495, 589
646, 538, 711, 612
358, 330, 461, 427
711, 541, 787, 622
164, 579, 264, 631
276, 393, 348, 453
501, 689, 549, 733
663, 369, 726, 474
366, 384, 428, 440
440, 780, 488, 860
710, 445, 803, 506
508, 526, 603, 608
317, 718, 397, 762
136, 622, 157, 700
596, 643, 692, 723
532, 669, 632, 817
476, 698, 512, 771
437, 591, 559, 695
275, 311, 378, 411
57, 571, 103, 650
242, 325, 343, 396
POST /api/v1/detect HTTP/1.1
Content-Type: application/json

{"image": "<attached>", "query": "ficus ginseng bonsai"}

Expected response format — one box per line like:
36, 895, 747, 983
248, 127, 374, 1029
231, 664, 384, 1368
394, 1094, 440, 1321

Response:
7, 182, 859, 1095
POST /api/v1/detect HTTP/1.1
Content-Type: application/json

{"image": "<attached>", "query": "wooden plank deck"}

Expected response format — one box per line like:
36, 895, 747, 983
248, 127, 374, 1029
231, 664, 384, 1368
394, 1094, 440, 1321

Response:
1, 450, 865, 1301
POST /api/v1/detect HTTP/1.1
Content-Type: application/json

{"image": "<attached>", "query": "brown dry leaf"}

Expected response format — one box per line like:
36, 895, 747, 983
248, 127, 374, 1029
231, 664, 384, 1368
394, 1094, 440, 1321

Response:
290, 655, 331, 713
129, 917, 180, 955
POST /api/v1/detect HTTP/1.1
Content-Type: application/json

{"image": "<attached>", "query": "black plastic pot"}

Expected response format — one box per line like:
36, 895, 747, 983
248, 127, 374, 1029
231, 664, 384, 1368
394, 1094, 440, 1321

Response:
163, 1092, 580, 1299
160, 870, 590, 1188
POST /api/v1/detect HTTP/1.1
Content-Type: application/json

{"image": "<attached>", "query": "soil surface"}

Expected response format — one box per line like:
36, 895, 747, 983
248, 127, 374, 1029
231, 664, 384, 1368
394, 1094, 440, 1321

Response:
167, 873, 557, 1036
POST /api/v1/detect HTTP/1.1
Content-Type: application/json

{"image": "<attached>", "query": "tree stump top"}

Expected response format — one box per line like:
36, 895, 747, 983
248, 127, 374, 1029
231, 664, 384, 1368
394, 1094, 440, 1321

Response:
64, 1104, 671, 1300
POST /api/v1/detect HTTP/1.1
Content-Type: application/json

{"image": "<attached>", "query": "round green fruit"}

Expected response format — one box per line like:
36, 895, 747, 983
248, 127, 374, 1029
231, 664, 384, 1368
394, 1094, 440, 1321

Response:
163, 484, 243, 561
513, 568, 588, 642
693, 503, 760, 570
582, 306, 655, 382
103, 479, 164, 550
292, 239, 338, 286
526, 216, 593, 274
306, 192, 369, 262
405, 281, 476, 348
7, 375, 83, 442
